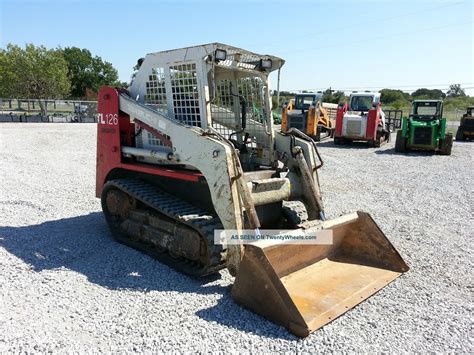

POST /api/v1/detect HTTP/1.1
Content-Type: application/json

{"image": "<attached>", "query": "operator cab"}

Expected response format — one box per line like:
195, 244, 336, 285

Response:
294, 93, 322, 111
128, 43, 284, 169
410, 100, 443, 122
464, 106, 474, 117
349, 93, 380, 112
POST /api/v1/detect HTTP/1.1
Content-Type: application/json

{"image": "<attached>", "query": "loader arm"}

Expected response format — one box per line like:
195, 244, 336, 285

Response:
119, 93, 245, 229
317, 104, 331, 128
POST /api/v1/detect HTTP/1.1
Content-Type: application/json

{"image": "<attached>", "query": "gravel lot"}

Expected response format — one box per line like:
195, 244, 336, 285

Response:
1, 123, 472, 353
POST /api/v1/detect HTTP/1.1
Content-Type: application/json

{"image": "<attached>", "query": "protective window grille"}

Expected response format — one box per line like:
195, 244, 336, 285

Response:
170, 63, 201, 127
211, 77, 270, 148
211, 80, 236, 137
144, 67, 167, 115
238, 77, 269, 147
135, 128, 165, 148
148, 131, 166, 146
135, 127, 143, 147
238, 77, 266, 123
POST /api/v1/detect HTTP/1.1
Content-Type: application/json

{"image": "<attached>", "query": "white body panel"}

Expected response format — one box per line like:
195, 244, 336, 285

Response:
343, 112, 367, 138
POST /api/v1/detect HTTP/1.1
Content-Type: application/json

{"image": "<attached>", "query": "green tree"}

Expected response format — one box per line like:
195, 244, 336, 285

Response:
380, 88, 410, 104
61, 47, 119, 99
279, 91, 297, 97
390, 99, 409, 110
446, 84, 466, 98
412, 88, 446, 100
0, 43, 70, 114
322, 88, 346, 104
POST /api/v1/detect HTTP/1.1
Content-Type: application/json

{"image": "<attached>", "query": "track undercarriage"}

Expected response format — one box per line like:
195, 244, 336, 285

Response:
314, 125, 334, 142
101, 179, 225, 276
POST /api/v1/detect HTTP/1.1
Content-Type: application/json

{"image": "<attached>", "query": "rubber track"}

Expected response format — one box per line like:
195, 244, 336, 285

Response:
104, 179, 224, 276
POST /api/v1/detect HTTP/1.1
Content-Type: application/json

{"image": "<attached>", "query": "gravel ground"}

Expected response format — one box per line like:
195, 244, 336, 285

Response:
0, 123, 472, 353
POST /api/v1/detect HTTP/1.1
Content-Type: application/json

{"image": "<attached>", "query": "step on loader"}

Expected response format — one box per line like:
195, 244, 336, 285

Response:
395, 100, 452, 155
96, 43, 408, 337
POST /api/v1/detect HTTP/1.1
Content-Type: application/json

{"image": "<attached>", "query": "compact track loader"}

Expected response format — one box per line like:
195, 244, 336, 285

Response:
96, 44, 408, 337
281, 93, 335, 141
334, 92, 390, 147
395, 100, 452, 155
456, 106, 474, 141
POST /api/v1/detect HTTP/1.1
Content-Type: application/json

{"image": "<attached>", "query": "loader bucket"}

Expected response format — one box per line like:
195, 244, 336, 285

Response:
231, 211, 408, 337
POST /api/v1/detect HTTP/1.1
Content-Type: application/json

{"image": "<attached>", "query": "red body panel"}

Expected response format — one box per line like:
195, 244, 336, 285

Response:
366, 105, 381, 140
335, 102, 347, 137
95, 87, 201, 199
334, 102, 382, 141
96, 87, 122, 197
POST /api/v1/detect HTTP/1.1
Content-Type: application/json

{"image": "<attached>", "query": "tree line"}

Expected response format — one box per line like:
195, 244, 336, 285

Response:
380, 85, 466, 103
1, 43, 472, 113
0, 43, 126, 104
274, 84, 472, 111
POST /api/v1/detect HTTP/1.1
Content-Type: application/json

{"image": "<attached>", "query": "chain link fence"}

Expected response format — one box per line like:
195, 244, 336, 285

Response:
0, 98, 465, 127
0, 99, 98, 123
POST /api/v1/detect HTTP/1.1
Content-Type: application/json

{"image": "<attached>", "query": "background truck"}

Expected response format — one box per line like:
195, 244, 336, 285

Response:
334, 92, 390, 147
281, 93, 335, 141
455, 106, 474, 141
395, 100, 452, 155
96, 43, 408, 337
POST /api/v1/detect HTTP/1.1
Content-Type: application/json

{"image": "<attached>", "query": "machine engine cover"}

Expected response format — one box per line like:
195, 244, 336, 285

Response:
343, 113, 367, 138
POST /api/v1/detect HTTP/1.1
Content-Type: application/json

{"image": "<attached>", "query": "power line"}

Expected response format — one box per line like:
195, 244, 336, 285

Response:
249, 1, 463, 49
278, 20, 473, 55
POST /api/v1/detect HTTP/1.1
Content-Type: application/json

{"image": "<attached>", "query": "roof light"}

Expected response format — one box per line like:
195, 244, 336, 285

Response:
214, 49, 227, 62
259, 59, 272, 70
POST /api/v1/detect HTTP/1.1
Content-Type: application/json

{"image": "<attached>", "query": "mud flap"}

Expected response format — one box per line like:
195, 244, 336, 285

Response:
231, 211, 408, 337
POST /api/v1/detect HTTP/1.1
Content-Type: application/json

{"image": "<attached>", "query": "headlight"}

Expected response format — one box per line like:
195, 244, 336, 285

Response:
259, 59, 272, 70
214, 49, 227, 62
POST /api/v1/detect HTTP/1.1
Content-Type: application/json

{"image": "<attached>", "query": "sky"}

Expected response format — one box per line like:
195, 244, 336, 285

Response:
1, 0, 473, 95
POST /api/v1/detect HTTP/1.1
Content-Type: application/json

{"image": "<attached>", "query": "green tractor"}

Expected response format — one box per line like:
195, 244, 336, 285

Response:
395, 100, 452, 155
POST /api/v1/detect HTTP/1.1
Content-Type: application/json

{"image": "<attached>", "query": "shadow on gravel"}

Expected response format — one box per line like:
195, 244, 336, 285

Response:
0, 213, 221, 293
195, 295, 297, 340
0, 213, 296, 340
374, 149, 437, 156
316, 140, 374, 149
